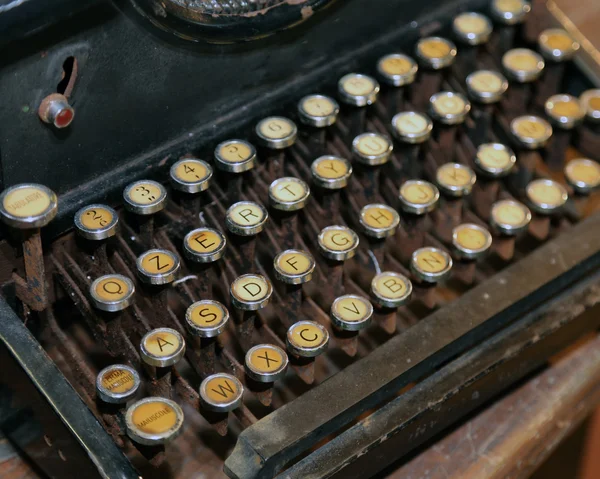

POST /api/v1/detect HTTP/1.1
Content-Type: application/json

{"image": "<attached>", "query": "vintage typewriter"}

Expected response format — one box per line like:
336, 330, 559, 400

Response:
1, 0, 600, 477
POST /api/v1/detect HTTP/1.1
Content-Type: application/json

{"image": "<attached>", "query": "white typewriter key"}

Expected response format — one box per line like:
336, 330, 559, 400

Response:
359, 204, 399, 239
510, 115, 553, 149
352, 133, 393, 166
429, 91, 471, 125
169, 158, 212, 194
245, 344, 289, 383
185, 300, 229, 338
136, 249, 180, 285
502, 48, 545, 83
89, 274, 135, 312
474, 143, 516, 178
126, 397, 184, 446
225, 201, 268, 236
74, 204, 119, 240
338, 73, 380, 107
297, 94, 340, 128
318, 225, 359, 261
398, 180, 440, 215
230, 274, 273, 311
96, 364, 141, 404
311, 156, 352, 190
545, 94, 585, 129
415, 37, 457, 70
452, 223, 493, 260
183, 227, 226, 263
410, 247, 453, 283
580, 89, 600, 123
564, 159, 600, 194
538, 28, 579, 62
490, 0, 530, 25
214, 139, 257, 173
436, 163, 477, 197
377, 53, 418, 87
371, 271, 413, 309
287, 321, 329, 358
273, 249, 315, 285
0, 183, 58, 229
199, 373, 244, 412
490, 200, 532, 236
269, 177, 310, 212
453, 12, 493, 45
123, 180, 167, 215
330, 294, 373, 331
255, 117, 297, 149
466, 70, 508, 104
392, 111, 433, 144
140, 328, 186, 368
526, 179, 568, 214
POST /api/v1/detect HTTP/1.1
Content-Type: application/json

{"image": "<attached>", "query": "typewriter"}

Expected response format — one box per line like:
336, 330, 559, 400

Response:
1, 0, 600, 477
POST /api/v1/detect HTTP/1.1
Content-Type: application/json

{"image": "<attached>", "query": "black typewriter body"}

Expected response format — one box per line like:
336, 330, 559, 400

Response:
1, 1, 600, 478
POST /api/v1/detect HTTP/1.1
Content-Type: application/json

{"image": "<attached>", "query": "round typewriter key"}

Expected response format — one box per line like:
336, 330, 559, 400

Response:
453, 12, 493, 45
429, 91, 471, 125
169, 158, 212, 194
490, 200, 532, 235
371, 271, 413, 308
74, 204, 118, 240
538, 28, 579, 61
337, 73, 380, 107
185, 300, 229, 338
565, 159, 600, 194
123, 180, 167, 215
398, 180, 440, 215
273, 249, 315, 285
183, 227, 226, 263
96, 364, 140, 404
510, 115, 553, 149
436, 163, 477, 197
377, 53, 418, 87
502, 48, 545, 83
298, 94, 340, 128
245, 344, 288, 383
125, 397, 184, 446
352, 133, 393, 166
545, 94, 584, 129
526, 179, 568, 214
225, 201, 268, 236
255, 117, 297, 149
415, 37, 457, 70
199, 373, 243, 412
359, 204, 399, 239
580, 89, 600, 123
474, 143, 516, 178
392, 111, 433, 144
330, 294, 373, 331
0, 183, 58, 229
410, 247, 453, 283
452, 223, 493, 260
90, 274, 135, 312
136, 249, 180, 285
269, 177, 310, 212
318, 225, 359, 261
466, 70, 509, 104
311, 156, 352, 190
214, 139, 257, 173
287, 321, 329, 358
140, 328, 185, 368
490, 0, 530, 25
230, 274, 273, 311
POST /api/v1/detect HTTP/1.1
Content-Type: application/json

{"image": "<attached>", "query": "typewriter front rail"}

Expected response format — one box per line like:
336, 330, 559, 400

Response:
1, 0, 600, 478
